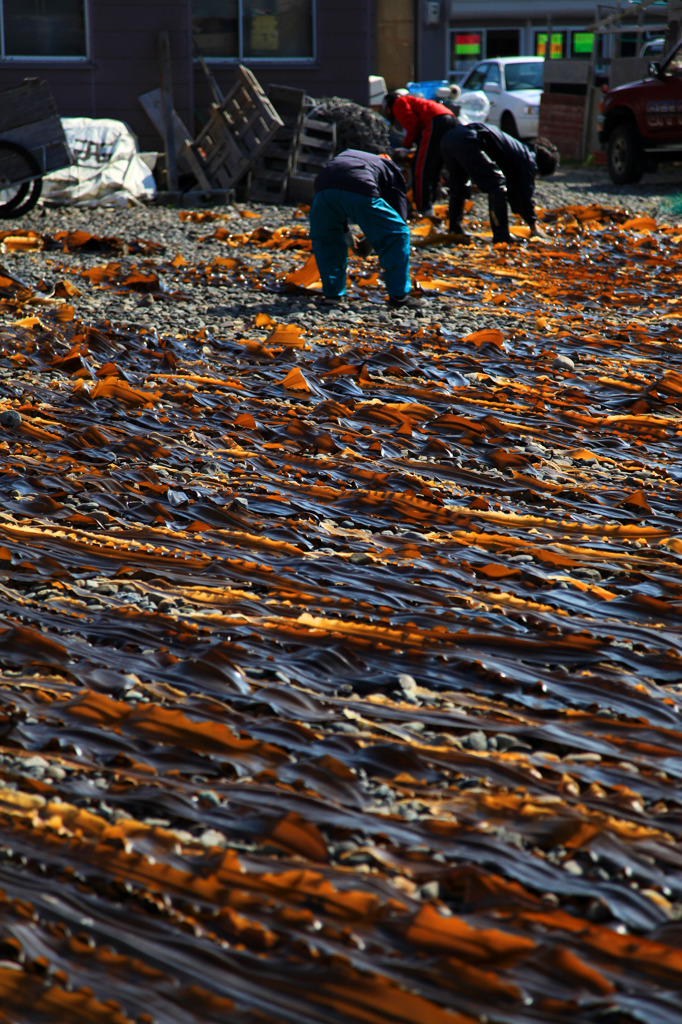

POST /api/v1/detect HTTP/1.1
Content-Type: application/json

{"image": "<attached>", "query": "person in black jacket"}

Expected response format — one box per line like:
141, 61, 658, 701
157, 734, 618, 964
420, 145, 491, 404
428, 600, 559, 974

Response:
309, 148, 423, 309
440, 123, 559, 243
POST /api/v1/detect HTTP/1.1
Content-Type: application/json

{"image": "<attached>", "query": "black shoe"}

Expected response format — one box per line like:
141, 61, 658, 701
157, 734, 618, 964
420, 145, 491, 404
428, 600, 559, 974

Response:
388, 292, 425, 309
449, 225, 471, 244
320, 295, 348, 307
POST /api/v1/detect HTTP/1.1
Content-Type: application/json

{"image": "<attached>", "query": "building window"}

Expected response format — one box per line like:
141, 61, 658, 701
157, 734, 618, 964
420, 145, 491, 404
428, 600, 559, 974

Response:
535, 31, 566, 59
571, 32, 595, 58
2, 0, 87, 58
452, 32, 481, 60
486, 28, 520, 58
193, 0, 314, 60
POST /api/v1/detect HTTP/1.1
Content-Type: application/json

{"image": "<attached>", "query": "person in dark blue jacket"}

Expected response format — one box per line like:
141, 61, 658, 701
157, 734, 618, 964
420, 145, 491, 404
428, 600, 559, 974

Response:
309, 148, 423, 309
440, 123, 559, 243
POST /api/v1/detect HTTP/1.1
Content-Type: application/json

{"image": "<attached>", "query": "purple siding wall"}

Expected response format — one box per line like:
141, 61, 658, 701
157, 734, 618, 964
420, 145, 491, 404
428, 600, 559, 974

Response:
196, 0, 377, 117
0, 0, 376, 152
0, 0, 192, 150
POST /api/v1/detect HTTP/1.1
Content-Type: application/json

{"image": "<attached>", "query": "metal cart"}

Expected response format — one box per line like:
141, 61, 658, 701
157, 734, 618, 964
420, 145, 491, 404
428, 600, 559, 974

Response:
0, 78, 72, 217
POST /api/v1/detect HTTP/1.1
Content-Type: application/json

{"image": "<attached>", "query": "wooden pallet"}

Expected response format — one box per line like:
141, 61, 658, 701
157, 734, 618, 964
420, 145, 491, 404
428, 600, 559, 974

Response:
188, 65, 283, 191
139, 88, 213, 190
0, 78, 71, 174
249, 85, 307, 204
287, 117, 336, 204
155, 188, 234, 207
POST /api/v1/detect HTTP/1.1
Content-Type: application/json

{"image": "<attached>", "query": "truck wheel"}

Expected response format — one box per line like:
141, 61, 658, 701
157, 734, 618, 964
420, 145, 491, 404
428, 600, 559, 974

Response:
607, 123, 643, 184
0, 141, 42, 218
501, 112, 518, 138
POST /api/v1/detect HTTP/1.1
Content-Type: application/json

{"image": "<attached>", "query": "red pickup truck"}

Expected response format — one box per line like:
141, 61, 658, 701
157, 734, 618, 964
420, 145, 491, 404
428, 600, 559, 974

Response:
599, 39, 682, 183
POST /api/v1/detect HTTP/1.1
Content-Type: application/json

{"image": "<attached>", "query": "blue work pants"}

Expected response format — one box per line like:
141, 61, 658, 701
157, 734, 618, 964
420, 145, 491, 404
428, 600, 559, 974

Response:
309, 189, 411, 299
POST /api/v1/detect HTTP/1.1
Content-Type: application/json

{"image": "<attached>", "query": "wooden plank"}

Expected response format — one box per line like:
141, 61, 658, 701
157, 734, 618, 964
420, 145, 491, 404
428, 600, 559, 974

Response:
178, 142, 213, 191
297, 129, 335, 145
0, 146, 39, 185
268, 85, 307, 118
0, 79, 59, 133
139, 87, 192, 154
154, 187, 234, 207
158, 30, 178, 191
197, 55, 225, 106
287, 173, 316, 204
249, 175, 288, 203
0, 116, 71, 173
138, 88, 211, 189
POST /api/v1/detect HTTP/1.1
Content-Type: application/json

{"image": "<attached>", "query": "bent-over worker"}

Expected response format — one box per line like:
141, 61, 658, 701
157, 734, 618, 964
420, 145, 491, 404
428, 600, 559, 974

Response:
309, 148, 424, 310
440, 122, 559, 243
382, 90, 457, 219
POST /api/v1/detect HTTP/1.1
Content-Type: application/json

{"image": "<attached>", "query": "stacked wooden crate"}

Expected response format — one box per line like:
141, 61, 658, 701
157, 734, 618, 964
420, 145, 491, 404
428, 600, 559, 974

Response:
188, 65, 283, 191
287, 116, 336, 204
248, 86, 308, 204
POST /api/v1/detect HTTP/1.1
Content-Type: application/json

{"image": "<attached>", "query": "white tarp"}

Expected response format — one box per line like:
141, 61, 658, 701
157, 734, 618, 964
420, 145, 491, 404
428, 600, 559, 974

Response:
42, 118, 156, 206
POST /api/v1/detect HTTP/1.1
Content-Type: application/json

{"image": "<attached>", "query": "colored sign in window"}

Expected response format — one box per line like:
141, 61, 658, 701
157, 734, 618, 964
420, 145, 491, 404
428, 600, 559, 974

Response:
455, 33, 481, 57
536, 32, 565, 59
193, 0, 313, 59
251, 13, 278, 51
573, 32, 594, 55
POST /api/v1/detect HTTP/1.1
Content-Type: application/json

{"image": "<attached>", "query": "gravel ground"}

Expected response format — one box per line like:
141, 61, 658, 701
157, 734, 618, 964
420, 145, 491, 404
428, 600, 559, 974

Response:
2, 161, 681, 342
533, 160, 682, 217
1, 160, 682, 1024
6, 161, 679, 327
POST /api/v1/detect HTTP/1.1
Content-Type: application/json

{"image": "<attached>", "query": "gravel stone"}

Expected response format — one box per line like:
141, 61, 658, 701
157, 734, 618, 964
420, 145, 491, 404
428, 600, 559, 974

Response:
464, 730, 488, 751
421, 881, 440, 900
6, 164, 678, 346
200, 829, 227, 848
0, 410, 22, 428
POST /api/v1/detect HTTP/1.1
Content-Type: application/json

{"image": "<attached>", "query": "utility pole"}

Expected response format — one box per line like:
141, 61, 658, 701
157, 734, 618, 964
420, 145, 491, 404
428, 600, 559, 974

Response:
666, 0, 682, 52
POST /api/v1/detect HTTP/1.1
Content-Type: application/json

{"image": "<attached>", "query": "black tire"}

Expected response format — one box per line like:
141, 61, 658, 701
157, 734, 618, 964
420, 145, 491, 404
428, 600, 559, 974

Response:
607, 123, 643, 185
0, 141, 43, 218
500, 112, 518, 138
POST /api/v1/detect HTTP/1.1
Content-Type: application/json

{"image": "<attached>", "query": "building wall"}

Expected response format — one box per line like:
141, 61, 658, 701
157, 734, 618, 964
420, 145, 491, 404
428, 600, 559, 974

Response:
445, 0, 668, 71
0, 0, 378, 154
0, 0, 192, 150
376, 0, 414, 91
195, 0, 378, 124
417, 0, 448, 83
448, 1, 602, 20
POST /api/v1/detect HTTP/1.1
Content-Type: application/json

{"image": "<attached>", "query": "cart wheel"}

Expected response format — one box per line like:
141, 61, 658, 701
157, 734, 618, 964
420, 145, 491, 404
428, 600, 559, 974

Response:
0, 141, 43, 218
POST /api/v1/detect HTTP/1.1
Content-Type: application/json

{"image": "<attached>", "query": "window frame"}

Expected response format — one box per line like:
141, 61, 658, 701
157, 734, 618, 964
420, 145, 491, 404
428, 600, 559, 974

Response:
192, 0, 317, 64
451, 29, 483, 65
533, 29, 568, 60
450, 26, 524, 75
0, 0, 90, 61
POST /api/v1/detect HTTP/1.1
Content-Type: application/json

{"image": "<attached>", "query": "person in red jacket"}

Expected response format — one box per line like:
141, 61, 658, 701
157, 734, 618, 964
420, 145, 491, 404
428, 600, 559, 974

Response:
382, 89, 457, 219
